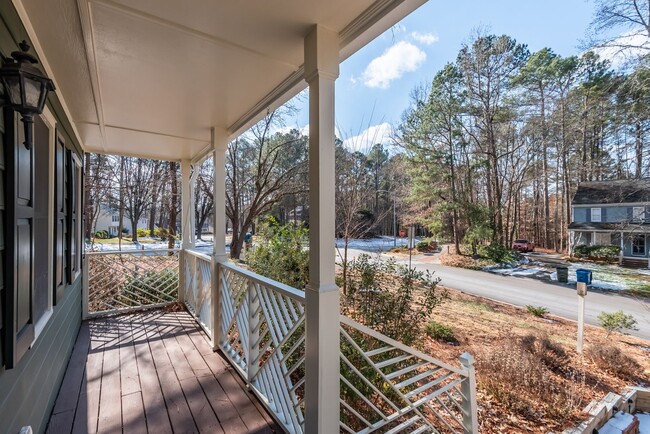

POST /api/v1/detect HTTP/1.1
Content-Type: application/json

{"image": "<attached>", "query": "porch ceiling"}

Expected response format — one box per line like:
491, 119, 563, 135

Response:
15, 0, 425, 161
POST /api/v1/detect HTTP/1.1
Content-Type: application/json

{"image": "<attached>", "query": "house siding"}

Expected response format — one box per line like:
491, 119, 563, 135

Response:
0, 3, 84, 433
0, 280, 81, 434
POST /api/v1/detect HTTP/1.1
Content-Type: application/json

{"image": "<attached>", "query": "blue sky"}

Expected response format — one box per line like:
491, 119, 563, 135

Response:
283, 0, 598, 149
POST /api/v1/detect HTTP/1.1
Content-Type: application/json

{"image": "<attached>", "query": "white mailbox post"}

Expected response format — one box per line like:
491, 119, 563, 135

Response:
577, 282, 587, 353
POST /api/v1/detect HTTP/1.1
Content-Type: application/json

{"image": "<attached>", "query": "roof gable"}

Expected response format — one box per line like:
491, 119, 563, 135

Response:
572, 179, 650, 205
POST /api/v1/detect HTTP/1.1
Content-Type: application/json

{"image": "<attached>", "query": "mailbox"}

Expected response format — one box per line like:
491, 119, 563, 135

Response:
576, 269, 592, 285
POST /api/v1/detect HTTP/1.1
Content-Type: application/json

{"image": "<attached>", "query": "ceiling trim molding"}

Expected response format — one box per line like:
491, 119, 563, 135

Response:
76, 0, 108, 151
78, 121, 211, 144
93, 0, 301, 70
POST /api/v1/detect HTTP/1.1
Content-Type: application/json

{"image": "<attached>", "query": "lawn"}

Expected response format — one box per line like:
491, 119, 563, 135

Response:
422, 287, 650, 433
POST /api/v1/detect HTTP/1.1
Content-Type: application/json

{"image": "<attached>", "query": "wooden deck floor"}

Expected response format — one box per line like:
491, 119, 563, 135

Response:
46, 310, 279, 434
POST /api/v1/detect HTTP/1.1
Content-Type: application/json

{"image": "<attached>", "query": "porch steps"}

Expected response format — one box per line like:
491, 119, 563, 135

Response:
620, 257, 649, 269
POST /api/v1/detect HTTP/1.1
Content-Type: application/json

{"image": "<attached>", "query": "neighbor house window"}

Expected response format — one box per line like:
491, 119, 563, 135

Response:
593, 232, 611, 245
633, 206, 645, 221
591, 207, 601, 222
632, 234, 646, 256
111, 215, 119, 222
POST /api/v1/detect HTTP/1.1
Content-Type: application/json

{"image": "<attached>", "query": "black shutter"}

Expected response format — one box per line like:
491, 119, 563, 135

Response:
54, 132, 66, 303
3, 110, 35, 368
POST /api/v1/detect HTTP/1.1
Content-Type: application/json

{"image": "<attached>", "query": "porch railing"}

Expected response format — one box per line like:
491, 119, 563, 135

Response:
83, 249, 179, 318
182, 249, 214, 336
83, 248, 477, 432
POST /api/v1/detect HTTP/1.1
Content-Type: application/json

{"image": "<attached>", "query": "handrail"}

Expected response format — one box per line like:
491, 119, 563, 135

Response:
219, 261, 305, 302
85, 248, 179, 256
184, 248, 211, 262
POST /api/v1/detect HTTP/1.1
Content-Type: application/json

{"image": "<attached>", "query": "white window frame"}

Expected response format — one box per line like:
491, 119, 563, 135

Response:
591, 207, 601, 222
33, 106, 56, 342
633, 206, 645, 221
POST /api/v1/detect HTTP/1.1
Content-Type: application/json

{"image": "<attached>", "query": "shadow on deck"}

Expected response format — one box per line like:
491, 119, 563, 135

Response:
46, 310, 279, 433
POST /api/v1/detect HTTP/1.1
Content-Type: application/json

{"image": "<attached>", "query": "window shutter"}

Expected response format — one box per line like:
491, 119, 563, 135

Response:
3, 110, 35, 368
54, 132, 66, 303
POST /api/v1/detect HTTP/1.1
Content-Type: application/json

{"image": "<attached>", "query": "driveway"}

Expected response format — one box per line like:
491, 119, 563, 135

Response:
341, 247, 650, 341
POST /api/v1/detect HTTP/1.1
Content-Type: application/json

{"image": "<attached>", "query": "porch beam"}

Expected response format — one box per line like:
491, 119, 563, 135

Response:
181, 159, 195, 249
304, 24, 340, 434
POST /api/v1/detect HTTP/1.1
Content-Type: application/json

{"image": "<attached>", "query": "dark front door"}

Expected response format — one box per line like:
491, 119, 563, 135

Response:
632, 234, 646, 256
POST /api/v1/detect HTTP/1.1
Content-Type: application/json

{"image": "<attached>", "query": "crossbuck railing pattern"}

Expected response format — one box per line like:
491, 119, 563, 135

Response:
183, 249, 213, 336
340, 317, 477, 434
218, 262, 306, 434
84, 249, 179, 318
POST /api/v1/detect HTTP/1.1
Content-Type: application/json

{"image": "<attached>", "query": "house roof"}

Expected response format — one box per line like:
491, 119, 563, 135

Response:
571, 179, 650, 205
15, 0, 426, 162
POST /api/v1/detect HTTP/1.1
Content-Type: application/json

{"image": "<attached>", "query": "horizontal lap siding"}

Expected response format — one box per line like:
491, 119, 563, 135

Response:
0, 280, 81, 434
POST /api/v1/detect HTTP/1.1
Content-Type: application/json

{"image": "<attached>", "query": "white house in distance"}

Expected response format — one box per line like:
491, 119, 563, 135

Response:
94, 206, 148, 236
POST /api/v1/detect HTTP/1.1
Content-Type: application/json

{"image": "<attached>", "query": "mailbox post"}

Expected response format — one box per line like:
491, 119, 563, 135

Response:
575, 269, 592, 354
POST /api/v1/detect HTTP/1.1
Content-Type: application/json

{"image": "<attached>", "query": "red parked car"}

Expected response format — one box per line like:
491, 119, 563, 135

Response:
512, 239, 535, 252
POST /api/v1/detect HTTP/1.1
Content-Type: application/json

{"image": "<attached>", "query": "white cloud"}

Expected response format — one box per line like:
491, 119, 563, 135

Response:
411, 31, 439, 45
362, 41, 427, 89
591, 31, 650, 69
342, 123, 394, 152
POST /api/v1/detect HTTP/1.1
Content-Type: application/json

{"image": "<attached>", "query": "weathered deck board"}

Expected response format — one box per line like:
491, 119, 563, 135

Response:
47, 310, 278, 433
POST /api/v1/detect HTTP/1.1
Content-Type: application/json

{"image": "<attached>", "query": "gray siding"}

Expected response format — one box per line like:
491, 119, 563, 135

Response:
572, 205, 648, 223
573, 207, 587, 222
0, 280, 81, 434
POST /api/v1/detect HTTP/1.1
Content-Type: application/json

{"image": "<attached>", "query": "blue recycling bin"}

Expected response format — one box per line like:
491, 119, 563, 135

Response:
576, 269, 592, 285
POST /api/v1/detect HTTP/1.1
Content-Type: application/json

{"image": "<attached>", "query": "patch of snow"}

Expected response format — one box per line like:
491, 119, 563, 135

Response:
638, 412, 650, 434
336, 237, 413, 251
487, 267, 545, 276
600, 411, 635, 434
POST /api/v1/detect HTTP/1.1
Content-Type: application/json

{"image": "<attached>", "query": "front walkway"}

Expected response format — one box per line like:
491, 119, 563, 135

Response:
46, 310, 278, 433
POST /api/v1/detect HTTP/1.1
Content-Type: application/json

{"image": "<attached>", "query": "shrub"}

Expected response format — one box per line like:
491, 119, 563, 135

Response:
153, 227, 168, 239
526, 305, 549, 318
94, 230, 108, 239
585, 344, 640, 379
479, 243, 519, 264
477, 335, 576, 421
573, 244, 620, 261
246, 217, 309, 290
597, 310, 638, 335
416, 240, 430, 250
136, 228, 150, 238
340, 254, 447, 345
425, 320, 457, 343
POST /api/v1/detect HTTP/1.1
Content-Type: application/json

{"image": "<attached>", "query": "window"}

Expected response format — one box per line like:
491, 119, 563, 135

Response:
67, 151, 82, 283
593, 232, 611, 246
633, 207, 645, 221
591, 207, 601, 222
111, 215, 119, 222
632, 234, 646, 256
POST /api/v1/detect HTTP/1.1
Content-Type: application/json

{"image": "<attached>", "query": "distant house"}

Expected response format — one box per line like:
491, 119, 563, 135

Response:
569, 179, 650, 267
94, 206, 148, 237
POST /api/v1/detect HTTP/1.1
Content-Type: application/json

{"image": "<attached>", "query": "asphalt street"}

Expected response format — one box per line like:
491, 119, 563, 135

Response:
342, 247, 650, 341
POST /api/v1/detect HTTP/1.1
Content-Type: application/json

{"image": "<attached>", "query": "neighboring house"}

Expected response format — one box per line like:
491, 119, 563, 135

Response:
94, 205, 148, 236
569, 179, 650, 266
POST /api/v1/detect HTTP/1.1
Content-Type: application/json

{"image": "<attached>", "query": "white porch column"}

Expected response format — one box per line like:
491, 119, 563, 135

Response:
181, 159, 196, 249
212, 127, 229, 349
304, 25, 340, 434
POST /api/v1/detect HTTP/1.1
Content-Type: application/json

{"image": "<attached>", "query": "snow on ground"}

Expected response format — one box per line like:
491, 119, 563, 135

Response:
487, 267, 546, 277
638, 412, 650, 434
335, 236, 412, 251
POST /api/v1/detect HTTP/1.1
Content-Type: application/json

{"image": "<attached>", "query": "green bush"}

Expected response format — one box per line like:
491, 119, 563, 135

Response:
340, 254, 447, 345
416, 240, 430, 250
479, 243, 520, 264
425, 320, 457, 343
137, 228, 150, 238
598, 310, 638, 335
246, 217, 309, 290
94, 230, 108, 239
573, 244, 620, 261
526, 305, 549, 317
153, 227, 168, 239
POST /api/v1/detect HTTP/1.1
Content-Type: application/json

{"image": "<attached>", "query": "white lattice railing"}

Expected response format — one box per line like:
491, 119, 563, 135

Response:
340, 316, 478, 434
214, 262, 477, 434
83, 249, 179, 318
183, 249, 214, 336
218, 262, 306, 433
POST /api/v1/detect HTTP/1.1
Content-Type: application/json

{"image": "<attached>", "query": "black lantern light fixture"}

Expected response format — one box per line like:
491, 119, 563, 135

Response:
0, 40, 55, 149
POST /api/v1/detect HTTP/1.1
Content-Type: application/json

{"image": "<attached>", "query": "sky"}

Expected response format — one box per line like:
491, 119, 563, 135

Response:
280, 0, 598, 150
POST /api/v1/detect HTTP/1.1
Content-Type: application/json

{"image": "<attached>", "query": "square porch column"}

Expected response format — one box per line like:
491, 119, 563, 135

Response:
212, 127, 229, 349
181, 159, 196, 249
304, 24, 340, 434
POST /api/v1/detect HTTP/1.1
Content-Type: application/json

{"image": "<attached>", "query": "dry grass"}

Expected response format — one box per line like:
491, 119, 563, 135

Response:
419, 288, 650, 433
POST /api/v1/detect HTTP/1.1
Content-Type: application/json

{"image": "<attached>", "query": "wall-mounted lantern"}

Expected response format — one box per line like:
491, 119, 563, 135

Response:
0, 40, 55, 149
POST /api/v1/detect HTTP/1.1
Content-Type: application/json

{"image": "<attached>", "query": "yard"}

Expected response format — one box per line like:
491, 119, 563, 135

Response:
423, 287, 650, 433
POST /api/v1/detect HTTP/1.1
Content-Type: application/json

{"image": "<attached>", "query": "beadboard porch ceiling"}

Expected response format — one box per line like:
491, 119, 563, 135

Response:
14, 0, 425, 161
